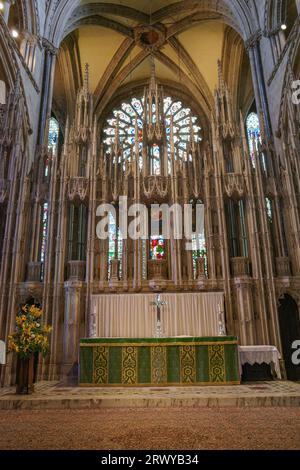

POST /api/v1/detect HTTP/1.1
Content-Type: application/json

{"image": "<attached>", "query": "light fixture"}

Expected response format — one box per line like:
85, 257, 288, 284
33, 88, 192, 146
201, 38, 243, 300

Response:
11, 29, 19, 38
281, 24, 287, 30
0, 2, 4, 11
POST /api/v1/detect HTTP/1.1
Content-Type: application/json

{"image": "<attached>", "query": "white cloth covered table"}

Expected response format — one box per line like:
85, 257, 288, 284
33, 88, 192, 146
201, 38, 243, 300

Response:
238, 345, 282, 379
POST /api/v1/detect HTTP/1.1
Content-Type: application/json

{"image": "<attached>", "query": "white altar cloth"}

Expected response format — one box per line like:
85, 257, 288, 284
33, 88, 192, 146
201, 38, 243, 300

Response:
90, 292, 224, 338
238, 345, 282, 379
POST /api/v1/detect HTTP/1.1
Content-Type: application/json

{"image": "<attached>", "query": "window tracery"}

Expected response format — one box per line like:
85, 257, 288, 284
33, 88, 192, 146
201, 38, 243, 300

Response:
103, 95, 201, 173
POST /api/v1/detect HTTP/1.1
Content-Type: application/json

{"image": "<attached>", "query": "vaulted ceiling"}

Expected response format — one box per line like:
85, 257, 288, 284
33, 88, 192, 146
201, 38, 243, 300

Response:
53, 1, 254, 126
79, 0, 183, 14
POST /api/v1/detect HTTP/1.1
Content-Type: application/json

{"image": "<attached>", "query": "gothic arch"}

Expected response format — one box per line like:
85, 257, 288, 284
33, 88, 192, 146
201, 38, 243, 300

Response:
46, 1, 258, 48
278, 290, 300, 314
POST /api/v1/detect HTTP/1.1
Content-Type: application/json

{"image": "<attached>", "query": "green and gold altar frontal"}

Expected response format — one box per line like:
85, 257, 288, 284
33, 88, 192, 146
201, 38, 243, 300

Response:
79, 336, 240, 387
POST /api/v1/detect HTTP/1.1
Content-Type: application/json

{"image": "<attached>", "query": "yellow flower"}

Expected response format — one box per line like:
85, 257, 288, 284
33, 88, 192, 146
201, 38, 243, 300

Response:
29, 305, 42, 318
43, 325, 52, 334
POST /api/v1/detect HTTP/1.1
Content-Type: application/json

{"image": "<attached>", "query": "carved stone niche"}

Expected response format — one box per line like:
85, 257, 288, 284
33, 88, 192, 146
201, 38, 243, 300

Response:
231, 257, 250, 277
224, 173, 245, 200
275, 257, 291, 277
142, 175, 169, 203
67, 261, 86, 281
68, 177, 89, 204
148, 259, 168, 280
26, 262, 42, 282
196, 257, 206, 280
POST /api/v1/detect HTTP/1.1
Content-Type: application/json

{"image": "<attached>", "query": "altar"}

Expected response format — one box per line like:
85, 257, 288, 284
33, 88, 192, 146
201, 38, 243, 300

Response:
79, 336, 240, 386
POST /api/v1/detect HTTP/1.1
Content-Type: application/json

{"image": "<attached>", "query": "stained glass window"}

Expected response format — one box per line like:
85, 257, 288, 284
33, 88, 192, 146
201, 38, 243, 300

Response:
46, 117, 59, 177
48, 117, 59, 151
150, 236, 166, 260
245, 111, 268, 172
246, 112, 261, 167
103, 96, 201, 174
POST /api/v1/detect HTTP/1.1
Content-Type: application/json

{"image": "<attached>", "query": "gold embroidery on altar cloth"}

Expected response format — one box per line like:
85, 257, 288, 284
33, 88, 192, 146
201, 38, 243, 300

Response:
122, 346, 138, 384
93, 346, 108, 384
151, 346, 167, 384
208, 344, 225, 382
180, 345, 196, 383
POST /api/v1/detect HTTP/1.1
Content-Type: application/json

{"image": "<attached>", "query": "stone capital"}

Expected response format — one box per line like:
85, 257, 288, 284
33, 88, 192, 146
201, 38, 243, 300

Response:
41, 38, 58, 56
245, 30, 262, 51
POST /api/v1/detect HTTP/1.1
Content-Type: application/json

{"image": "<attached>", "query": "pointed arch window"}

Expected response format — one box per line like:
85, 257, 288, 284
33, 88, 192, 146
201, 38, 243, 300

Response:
246, 112, 261, 167
46, 117, 59, 177
246, 112, 267, 172
48, 117, 59, 151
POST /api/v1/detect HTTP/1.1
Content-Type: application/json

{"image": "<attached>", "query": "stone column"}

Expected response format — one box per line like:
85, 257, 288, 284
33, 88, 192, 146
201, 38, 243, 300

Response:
38, 39, 58, 149
246, 32, 273, 140
26, 40, 57, 280
62, 281, 85, 381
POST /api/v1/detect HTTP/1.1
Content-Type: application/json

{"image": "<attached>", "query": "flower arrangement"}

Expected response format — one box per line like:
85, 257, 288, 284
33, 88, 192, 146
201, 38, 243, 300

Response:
8, 303, 52, 359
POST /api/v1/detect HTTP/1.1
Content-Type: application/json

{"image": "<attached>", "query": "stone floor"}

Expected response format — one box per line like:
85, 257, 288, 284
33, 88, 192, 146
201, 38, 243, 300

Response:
0, 380, 300, 409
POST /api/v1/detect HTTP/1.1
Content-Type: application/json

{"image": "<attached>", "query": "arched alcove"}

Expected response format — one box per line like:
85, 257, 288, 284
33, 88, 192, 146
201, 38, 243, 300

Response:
278, 294, 300, 380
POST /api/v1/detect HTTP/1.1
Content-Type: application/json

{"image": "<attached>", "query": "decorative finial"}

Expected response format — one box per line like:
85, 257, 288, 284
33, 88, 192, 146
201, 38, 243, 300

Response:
84, 63, 89, 91
150, 55, 156, 92
217, 59, 225, 91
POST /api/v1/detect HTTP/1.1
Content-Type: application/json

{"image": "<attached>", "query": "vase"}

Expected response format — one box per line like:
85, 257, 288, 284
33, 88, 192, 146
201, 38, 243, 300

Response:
16, 355, 35, 395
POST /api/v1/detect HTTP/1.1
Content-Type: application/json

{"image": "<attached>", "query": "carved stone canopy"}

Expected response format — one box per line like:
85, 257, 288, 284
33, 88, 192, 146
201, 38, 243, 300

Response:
142, 175, 169, 202
224, 173, 246, 200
